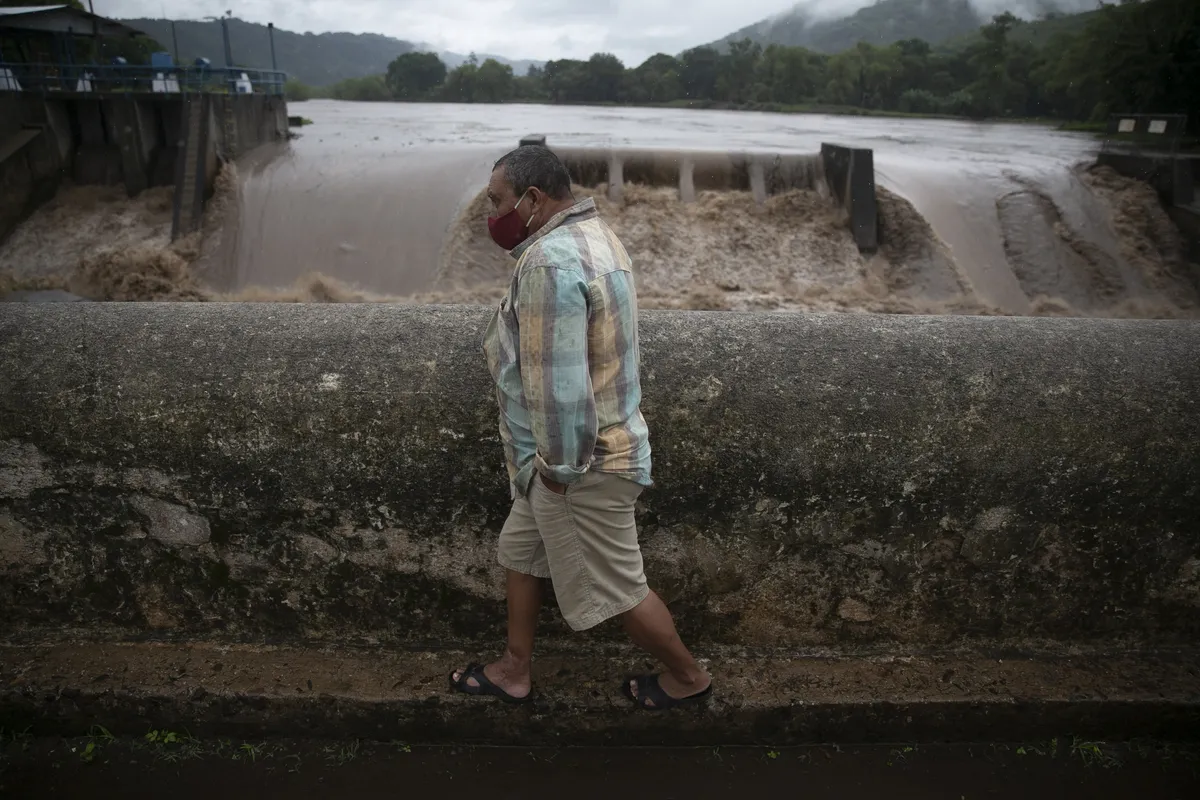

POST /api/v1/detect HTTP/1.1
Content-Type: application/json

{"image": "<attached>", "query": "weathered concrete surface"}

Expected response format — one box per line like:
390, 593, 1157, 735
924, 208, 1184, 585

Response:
0, 93, 288, 247
549, 145, 823, 200
0, 95, 63, 246
821, 142, 878, 253
1, 641, 1197, 744
0, 305, 1198, 654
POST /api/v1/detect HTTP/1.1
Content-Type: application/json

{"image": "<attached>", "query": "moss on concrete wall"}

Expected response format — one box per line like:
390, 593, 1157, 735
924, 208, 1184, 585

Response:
1, 304, 1198, 652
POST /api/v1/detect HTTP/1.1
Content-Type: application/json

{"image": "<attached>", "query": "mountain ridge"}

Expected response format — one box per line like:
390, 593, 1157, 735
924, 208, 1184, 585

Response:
711, 0, 1097, 53
120, 18, 538, 86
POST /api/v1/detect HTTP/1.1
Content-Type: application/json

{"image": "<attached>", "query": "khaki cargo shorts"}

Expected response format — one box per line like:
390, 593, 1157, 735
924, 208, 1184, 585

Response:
497, 470, 650, 631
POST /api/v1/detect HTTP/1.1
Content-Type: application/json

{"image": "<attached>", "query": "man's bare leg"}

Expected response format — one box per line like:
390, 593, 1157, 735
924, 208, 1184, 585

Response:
622, 589, 711, 705
452, 569, 542, 698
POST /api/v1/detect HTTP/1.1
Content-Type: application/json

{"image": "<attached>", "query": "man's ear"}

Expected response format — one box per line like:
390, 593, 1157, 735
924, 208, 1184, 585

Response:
525, 187, 545, 221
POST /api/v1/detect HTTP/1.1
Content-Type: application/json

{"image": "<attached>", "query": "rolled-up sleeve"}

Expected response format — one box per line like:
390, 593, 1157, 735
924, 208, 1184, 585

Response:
516, 264, 596, 485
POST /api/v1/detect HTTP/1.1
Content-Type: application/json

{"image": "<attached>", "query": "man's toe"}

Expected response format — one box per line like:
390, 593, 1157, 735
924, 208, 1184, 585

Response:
451, 667, 480, 689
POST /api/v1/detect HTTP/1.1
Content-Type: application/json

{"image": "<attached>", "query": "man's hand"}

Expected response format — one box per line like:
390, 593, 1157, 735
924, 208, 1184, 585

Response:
540, 473, 568, 495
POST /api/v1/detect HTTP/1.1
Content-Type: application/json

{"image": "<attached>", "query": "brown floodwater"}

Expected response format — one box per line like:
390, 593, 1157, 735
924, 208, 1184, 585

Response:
1, 101, 1196, 317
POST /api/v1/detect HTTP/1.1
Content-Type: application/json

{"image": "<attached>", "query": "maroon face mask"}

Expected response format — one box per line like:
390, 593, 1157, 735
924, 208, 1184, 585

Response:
487, 191, 532, 252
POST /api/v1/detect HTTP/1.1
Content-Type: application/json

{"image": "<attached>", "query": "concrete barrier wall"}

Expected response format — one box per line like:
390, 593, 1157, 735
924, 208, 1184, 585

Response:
2, 305, 1198, 655
1097, 151, 1196, 207
0, 95, 64, 244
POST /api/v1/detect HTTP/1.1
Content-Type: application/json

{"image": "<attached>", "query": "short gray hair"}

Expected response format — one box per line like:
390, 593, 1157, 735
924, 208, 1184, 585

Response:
494, 145, 573, 200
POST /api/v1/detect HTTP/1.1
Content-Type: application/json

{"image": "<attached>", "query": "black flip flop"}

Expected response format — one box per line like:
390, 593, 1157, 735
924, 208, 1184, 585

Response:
449, 662, 532, 705
622, 674, 713, 711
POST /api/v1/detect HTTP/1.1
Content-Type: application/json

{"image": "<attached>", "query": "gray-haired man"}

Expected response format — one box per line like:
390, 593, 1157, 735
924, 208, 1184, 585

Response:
449, 146, 712, 710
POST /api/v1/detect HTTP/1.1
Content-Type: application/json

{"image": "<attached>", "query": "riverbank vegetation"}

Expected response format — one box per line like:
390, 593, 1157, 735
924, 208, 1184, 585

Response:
286, 0, 1196, 131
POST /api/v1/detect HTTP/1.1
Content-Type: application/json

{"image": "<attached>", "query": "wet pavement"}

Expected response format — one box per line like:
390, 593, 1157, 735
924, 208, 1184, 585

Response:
3, 738, 1197, 799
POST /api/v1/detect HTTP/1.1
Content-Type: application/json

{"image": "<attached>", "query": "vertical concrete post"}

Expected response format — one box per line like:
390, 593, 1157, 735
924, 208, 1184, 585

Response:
112, 97, 150, 197
849, 147, 878, 253
678, 156, 696, 203
820, 142, 878, 254
749, 158, 767, 204
607, 152, 624, 203
1172, 158, 1195, 208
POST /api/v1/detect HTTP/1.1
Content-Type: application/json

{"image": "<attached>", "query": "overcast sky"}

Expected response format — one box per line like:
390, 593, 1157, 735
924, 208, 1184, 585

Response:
91, 1, 1089, 64
90, 0, 869, 64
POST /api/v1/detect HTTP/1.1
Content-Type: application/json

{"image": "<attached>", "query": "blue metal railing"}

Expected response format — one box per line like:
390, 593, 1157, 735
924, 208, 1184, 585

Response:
0, 62, 287, 96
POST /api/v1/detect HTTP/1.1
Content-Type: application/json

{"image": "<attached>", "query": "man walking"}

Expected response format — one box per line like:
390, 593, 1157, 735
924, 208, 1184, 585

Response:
450, 145, 711, 710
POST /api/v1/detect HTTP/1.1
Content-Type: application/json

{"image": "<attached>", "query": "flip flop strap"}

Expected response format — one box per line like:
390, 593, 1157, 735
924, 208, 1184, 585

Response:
634, 674, 674, 709
460, 663, 522, 702
453, 663, 486, 694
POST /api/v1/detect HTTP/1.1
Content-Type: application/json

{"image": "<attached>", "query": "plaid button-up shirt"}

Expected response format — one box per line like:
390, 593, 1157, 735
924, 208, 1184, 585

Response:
483, 197, 652, 498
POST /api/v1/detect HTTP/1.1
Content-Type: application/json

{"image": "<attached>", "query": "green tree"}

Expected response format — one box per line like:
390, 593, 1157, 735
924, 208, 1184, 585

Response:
584, 53, 625, 103
442, 56, 479, 102
328, 74, 391, 101
679, 46, 720, 100
964, 12, 1023, 117
757, 45, 825, 105
543, 58, 588, 103
718, 38, 761, 103
385, 51, 447, 100
474, 58, 514, 103
285, 78, 315, 101
823, 48, 863, 106
627, 53, 682, 104
514, 64, 546, 101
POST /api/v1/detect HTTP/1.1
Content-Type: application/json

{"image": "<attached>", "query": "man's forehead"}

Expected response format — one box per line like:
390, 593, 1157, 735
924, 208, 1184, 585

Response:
488, 168, 514, 196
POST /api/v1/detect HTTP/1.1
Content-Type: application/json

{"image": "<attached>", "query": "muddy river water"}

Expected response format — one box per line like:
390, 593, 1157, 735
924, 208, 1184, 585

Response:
229, 102, 1102, 302
1, 101, 1195, 317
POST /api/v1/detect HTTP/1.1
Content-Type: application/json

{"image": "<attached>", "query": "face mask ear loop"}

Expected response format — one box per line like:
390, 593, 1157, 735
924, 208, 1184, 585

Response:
518, 190, 534, 232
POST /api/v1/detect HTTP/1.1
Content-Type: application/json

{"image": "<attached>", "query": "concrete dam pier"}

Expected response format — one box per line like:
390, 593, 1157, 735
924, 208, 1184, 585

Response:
1, 304, 1198, 744
0, 91, 288, 247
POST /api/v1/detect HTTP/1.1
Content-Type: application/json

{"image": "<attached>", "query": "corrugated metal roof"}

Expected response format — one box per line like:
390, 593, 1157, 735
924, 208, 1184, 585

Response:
0, 5, 143, 37
0, 6, 71, 16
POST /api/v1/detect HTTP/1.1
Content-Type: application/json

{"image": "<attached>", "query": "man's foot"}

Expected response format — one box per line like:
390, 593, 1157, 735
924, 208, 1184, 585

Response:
624, 672, 713, 711
449, 657, 532, 704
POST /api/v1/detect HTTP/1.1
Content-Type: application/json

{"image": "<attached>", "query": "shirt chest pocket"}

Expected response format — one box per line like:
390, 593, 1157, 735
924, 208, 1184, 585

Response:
487, 293, 521, 366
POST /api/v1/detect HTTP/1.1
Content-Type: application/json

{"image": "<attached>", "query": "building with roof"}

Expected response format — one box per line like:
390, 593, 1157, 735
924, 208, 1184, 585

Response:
0, 4, 144, 65
1, 5, 288, 252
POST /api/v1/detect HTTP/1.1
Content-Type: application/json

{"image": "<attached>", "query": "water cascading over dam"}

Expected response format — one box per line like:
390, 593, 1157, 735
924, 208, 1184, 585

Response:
3, 104, 1196, 320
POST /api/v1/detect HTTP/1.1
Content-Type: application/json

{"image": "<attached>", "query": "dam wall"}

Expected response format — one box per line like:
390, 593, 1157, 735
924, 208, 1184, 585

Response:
544, 139, 877, 252
1, 304, 1198, 742
0, 92, 287, 246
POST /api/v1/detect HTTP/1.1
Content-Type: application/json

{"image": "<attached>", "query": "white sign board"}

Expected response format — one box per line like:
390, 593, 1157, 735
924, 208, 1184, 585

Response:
1148, 120, 1167, 134
1118, 118, 1136, 133
0, 68, 20, 91
152, 72, 181, 93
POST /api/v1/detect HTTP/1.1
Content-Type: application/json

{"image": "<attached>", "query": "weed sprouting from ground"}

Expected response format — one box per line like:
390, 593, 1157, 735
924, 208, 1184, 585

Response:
325, 740, 361, 765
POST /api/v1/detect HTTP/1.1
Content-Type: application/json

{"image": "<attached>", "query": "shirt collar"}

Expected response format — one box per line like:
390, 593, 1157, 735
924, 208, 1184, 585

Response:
509, 197, 597, 261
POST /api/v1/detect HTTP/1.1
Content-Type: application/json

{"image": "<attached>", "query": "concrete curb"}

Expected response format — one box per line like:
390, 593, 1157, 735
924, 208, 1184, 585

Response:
2, 642, 1197, 745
